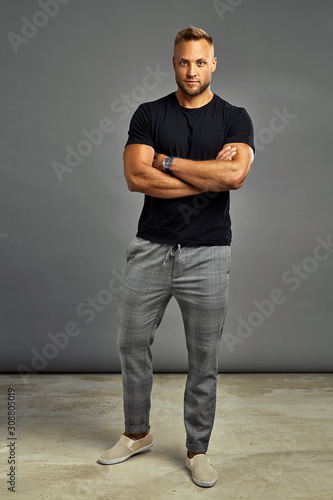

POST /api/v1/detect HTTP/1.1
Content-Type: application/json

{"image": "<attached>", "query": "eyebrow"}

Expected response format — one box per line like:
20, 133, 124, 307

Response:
180, 57, 207, 62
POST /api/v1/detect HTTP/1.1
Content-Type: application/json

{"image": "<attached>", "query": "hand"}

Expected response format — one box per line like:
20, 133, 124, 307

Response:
215, 145, 237, 161
152, 152, 168, 171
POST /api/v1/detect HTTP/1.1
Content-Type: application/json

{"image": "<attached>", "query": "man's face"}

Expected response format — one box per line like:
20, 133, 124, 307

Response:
173, 39, 217, 97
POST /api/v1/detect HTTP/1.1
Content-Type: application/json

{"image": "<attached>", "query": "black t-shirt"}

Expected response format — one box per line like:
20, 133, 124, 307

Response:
125, 92, 254, 246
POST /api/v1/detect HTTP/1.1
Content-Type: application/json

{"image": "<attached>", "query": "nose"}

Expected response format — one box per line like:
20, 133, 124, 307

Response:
186, 63, 197, 77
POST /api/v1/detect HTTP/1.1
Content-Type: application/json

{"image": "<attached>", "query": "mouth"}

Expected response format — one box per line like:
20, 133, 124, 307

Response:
185, 80, 199, 85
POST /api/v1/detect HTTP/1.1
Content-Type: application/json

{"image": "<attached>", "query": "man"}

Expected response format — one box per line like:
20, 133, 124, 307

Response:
98, 27, 254, 488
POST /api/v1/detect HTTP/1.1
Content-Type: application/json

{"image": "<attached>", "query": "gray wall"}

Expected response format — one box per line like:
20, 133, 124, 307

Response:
1, 0, 332, 375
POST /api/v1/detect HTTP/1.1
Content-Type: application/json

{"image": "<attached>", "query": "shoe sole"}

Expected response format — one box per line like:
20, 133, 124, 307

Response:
98, 441, 154, 465
186, 464, 217, 488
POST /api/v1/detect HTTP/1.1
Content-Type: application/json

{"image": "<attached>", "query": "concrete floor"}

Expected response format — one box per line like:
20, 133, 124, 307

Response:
0, 373, 332, 500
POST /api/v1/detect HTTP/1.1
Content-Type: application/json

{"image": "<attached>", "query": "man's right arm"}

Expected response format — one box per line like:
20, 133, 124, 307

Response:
124, 144, 205, 198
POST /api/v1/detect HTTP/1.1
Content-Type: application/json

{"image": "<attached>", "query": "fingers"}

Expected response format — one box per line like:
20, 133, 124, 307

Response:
216, 146, 237, 160
216, 146, 237, 161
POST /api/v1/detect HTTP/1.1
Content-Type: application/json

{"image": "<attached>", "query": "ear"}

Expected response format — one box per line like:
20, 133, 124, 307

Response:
172, 56, 176, 70
211, 57, 217, 73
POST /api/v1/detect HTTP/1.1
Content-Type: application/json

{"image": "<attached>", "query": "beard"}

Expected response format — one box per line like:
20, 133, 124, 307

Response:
176, 77, 211, 97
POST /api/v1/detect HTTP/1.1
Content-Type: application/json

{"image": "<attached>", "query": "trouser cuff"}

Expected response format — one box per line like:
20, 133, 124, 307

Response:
125, 422, 150, 433
186, 441, 208, 454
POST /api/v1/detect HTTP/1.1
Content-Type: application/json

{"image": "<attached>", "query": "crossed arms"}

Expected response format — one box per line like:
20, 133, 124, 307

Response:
123, 142, 254, 199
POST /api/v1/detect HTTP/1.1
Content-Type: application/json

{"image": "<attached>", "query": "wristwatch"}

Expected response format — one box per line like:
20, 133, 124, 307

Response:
163, 156, 175, 176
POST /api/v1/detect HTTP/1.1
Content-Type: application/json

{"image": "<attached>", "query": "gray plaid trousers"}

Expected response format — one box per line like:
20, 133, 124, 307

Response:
117, 236, 230, 454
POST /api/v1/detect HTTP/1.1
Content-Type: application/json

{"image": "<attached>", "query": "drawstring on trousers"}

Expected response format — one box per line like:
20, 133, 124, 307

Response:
162, 244, 182, 266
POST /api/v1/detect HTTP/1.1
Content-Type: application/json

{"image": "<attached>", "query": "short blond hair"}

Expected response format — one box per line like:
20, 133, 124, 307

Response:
174, 26, 214, 49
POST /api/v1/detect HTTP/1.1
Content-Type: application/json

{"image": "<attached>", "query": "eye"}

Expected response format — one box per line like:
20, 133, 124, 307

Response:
197, 61, 205, 67
180, 61, 188, 66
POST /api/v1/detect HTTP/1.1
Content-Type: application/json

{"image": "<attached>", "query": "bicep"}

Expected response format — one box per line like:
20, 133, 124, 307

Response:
123, 143, 155, 181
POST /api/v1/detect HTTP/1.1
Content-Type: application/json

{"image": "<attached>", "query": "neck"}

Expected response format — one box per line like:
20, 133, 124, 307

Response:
175, 87, 214, 109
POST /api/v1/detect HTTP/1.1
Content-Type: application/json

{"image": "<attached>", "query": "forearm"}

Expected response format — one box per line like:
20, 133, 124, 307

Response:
127, 165, 205, 198
171, 157, 240, 191
124, 143, 205, 198
152, 144, 254, 191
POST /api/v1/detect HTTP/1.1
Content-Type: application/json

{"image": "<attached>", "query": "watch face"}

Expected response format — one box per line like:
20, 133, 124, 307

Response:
164, 157, 173, 168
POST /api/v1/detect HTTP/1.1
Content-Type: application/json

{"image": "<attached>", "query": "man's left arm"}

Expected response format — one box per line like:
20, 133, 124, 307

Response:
153, 142, 254, 192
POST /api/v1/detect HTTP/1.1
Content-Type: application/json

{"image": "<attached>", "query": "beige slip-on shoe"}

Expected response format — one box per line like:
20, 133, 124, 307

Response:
185, 453, 218, 487
98, 430, 153, 465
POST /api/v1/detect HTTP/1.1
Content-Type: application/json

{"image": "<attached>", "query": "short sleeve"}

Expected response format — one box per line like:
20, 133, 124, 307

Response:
224, 107, 255, 153
125, 104, 155, 149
